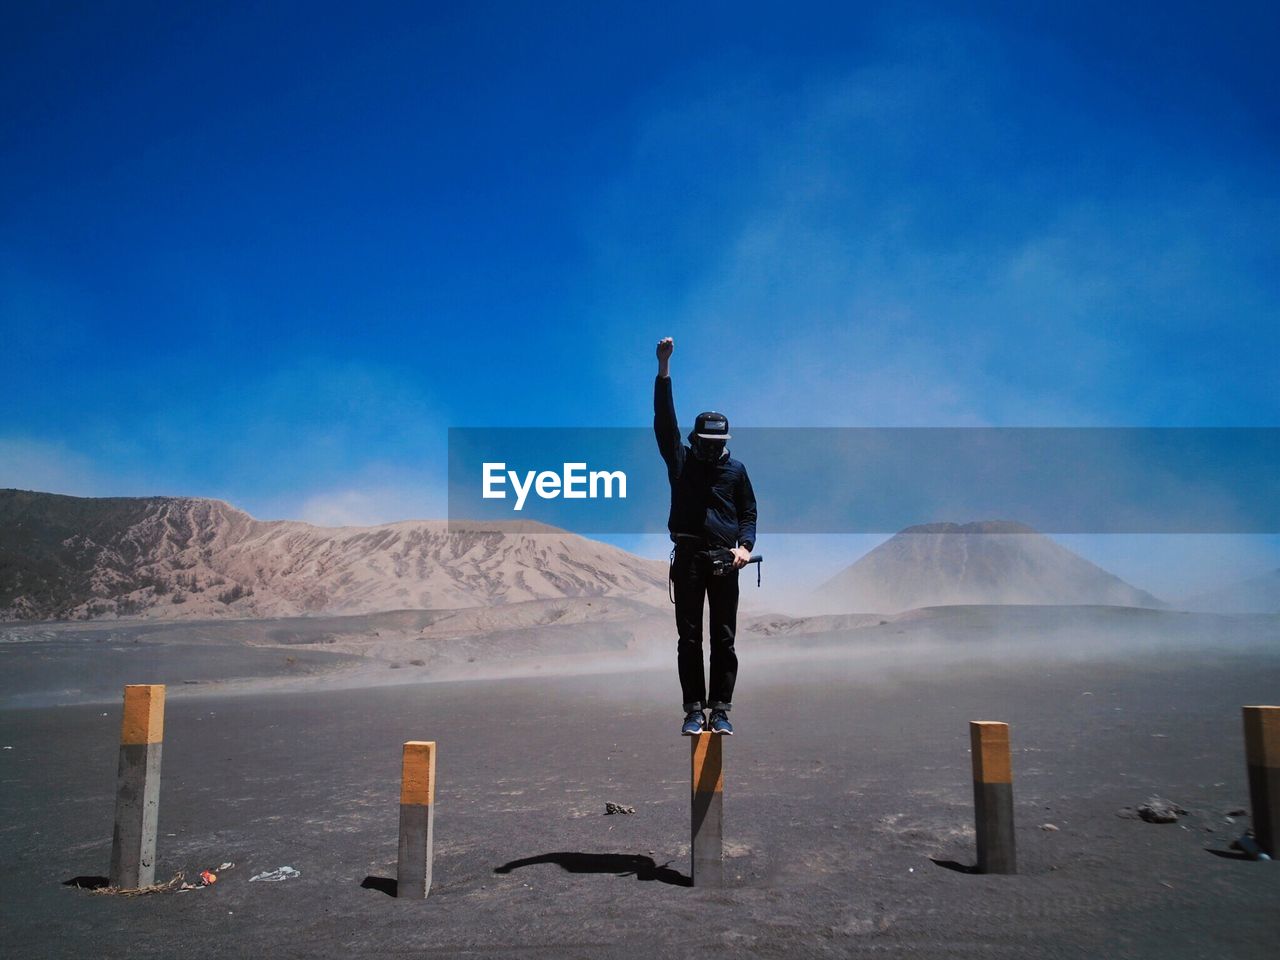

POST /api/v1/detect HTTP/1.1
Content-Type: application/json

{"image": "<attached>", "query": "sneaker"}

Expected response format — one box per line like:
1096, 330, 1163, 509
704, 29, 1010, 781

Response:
708, 710, 734, 735
681, 710, 706, 736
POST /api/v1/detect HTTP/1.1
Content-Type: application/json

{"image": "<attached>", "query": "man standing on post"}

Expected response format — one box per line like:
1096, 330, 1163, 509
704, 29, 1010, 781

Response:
654, 336, 757, 736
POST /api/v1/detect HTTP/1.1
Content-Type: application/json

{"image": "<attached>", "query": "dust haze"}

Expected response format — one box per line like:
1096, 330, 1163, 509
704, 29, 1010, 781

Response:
5, 594, 1275, 711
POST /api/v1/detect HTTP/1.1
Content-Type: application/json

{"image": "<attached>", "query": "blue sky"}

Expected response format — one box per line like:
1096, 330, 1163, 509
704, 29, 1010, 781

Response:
2, 2, 1277, 597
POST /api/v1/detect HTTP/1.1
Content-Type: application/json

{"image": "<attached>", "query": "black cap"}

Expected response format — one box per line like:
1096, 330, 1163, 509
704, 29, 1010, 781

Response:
692, 411, 731, 440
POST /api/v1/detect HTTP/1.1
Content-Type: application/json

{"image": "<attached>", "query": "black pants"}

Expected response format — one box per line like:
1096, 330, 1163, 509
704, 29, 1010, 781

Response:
671, 543, 739, 712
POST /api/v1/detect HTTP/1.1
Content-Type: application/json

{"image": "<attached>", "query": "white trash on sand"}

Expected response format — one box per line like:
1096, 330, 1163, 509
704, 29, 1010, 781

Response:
248, 866, 300, 882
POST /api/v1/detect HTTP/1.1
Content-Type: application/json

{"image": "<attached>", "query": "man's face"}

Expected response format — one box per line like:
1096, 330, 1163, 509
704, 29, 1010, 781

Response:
692, 437, 726, 461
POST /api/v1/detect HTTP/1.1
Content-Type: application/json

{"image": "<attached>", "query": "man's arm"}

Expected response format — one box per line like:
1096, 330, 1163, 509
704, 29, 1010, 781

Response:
653, 337, 682, 476
732, 465, 757, 566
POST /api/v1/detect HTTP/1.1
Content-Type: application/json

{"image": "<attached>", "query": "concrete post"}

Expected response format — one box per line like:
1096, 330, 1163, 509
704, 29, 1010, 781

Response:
970, 720, 1016, 875
1243, 706, 1280, 856
109, 684, 165, 889
397, 740, 436, 898
690, 732, 723, 887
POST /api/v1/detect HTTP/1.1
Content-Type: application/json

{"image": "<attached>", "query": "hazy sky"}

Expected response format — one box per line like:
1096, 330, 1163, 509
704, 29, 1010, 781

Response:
2, 2, 1277, 596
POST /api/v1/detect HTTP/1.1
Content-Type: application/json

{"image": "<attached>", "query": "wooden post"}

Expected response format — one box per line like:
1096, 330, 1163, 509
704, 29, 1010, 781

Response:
110, 684, 165, 889
690, 732, 723, 887
1243, 706, 1280, 857
970, 720, 1016, 875
397, 741, 436, 898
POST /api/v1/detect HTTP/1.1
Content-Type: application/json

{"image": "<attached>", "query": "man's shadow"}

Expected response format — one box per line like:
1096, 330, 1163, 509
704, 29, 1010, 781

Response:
495, 852, 691, 887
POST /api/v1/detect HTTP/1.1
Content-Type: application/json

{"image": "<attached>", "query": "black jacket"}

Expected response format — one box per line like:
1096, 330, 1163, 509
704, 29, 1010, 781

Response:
654, 375, 757, 551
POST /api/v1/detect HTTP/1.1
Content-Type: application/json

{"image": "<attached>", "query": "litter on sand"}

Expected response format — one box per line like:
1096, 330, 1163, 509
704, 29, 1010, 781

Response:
94, 873, 185, 896
179, 862, 236, 890
249, 866, 300, 882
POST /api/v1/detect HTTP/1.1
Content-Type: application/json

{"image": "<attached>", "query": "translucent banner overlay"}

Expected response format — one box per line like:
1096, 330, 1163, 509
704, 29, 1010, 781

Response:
448, 428, 1280, 534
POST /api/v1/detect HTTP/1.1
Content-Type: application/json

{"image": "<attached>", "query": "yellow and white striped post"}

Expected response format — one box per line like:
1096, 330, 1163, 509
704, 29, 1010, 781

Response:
109, 684, 165, 889
397, 741, 436, 898
970, 720, 1016, 874
690, 733, 724, 887
1243, 706, 1280, 856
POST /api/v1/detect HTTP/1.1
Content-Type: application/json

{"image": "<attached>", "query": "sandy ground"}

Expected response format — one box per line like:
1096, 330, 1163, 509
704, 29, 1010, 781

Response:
1, 607, 1278, 958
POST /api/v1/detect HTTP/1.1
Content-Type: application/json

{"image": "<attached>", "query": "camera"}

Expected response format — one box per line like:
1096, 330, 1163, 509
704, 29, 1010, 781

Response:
710, 550, 762, 576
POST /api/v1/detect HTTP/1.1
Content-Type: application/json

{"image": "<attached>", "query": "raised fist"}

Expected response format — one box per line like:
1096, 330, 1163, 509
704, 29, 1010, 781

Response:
656, 337, 674, 360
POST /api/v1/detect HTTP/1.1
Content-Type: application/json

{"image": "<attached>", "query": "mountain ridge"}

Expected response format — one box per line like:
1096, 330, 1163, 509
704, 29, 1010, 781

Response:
0, 489, 667, 621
